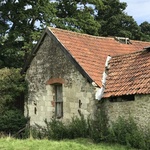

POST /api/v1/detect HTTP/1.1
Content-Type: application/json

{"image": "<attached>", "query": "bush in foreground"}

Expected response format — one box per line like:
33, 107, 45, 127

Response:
108, 117, 150, 150
0, 109, 28, 136
29, 111, 150, 150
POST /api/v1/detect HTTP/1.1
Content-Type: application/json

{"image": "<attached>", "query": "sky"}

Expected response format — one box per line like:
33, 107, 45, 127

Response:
120, 0, 150, 25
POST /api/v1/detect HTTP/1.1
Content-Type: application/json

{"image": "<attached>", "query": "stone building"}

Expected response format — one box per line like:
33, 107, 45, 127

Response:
22, 27, 150, 126
103, 48, 150, 128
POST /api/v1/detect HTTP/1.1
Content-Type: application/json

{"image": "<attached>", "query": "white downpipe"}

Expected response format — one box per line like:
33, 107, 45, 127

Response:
95, 55, 111, 100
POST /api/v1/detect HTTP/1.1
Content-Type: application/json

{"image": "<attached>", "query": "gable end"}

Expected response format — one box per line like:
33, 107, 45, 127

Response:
21, 27, 93, 84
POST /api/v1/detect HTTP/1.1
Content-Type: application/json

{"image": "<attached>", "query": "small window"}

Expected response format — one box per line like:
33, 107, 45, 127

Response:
110, 95, 135, 102
55, 84, 63, 118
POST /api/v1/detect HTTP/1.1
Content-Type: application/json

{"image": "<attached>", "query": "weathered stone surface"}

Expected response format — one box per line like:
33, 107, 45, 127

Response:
25, 33, 150, 130
25, 35, 96, 126
103, 94, 150, 129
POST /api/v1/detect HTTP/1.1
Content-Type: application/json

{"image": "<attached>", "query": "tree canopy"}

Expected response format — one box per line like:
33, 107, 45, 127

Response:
95, 0, 142, 39
0, 68, 26, 113
0, 0, 150, 69
140, 21, 150, 41
0, 0, 56, 68
53, 0, 145, 41
54, 0, 100, 35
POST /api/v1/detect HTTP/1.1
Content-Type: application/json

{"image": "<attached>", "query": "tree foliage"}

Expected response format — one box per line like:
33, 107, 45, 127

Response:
140, 21, 150, 41
0, 68, 26, 113
54, 0, 100, 35
0, 109, 28, 135
0, 0, 150, 69
0, 0, 56, 68
96, 2, 142, 40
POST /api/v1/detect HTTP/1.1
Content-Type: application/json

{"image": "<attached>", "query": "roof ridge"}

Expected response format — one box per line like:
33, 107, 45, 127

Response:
48, 27, 150, 43
130, 39, 150, 43
111, 48, 148, 59
48, 27, 115, 40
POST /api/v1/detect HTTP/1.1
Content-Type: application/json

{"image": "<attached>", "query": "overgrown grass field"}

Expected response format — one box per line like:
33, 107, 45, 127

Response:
0, 138, 134, 150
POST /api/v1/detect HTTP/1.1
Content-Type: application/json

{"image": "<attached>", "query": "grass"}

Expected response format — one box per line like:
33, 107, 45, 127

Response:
0, 138, 135, 150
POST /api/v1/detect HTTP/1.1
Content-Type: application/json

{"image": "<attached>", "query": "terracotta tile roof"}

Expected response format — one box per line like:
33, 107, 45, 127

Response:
49, 27, 150, 87
104, 49, 150, 97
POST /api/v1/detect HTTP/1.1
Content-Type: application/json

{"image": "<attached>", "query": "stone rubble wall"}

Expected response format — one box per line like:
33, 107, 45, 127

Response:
103, 94, 150, 129
25, 35, 97, 126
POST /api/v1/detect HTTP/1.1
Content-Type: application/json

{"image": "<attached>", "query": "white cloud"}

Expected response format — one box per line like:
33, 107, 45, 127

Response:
120, 0, 150, 24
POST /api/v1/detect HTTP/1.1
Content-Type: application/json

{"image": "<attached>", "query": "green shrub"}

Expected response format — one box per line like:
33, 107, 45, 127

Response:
32, 110, 108, 142
0, 68, 27, 113
144, 126, 150, 150
0, 109, 28, 136
27, 125, 47, 139
108, 116, 149, 150
89, 109, 109, 143
33, 115, 89, 140
27, 112, 150, 150
44, 118, 68, 140
68, 115, 89, 139
0, 68, 28, 138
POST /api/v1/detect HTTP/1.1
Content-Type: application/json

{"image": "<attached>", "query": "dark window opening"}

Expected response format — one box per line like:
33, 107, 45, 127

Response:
34, 107, 37, 114
55, 84, 63, 118
34, 102, 37, 114
110, 95, 135, 102
79, 100, 82, 108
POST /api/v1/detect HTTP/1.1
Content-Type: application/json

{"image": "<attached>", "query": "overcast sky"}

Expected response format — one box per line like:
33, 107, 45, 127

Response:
120, 0, 150, 25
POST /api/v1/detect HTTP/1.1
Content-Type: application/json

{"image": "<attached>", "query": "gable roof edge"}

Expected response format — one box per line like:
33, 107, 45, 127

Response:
47, 27, 94, 84
21, 27, 94, 85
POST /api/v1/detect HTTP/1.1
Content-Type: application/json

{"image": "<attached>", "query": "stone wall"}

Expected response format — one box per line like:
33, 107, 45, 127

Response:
103, 94, 150, 128
25, 34, 97, 126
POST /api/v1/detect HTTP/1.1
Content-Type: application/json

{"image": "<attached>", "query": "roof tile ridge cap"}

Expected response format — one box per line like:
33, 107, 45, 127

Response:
130, 39, 150, 43
111, 49, 145, 59
48, 26, 114, 40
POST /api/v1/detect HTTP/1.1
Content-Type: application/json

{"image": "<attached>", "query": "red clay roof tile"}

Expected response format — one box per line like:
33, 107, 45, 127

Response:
49, 27, 150, 87
104, 49, 150, 97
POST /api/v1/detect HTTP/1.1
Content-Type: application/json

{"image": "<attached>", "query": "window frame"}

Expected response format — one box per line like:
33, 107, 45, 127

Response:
54, 84, 63, 119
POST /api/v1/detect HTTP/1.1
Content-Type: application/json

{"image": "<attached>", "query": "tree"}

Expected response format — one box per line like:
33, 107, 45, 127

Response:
0, 1, 57, 135
0, 0, 56, 68
140, 21, 150, 41
54, 0, 145, 40
1, 0, 149, 69
54, 0, 100, 35
0, 109, 28, 135
95, 0, 142, 39
0, 68, 26, 113
0, 67, 28, 136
